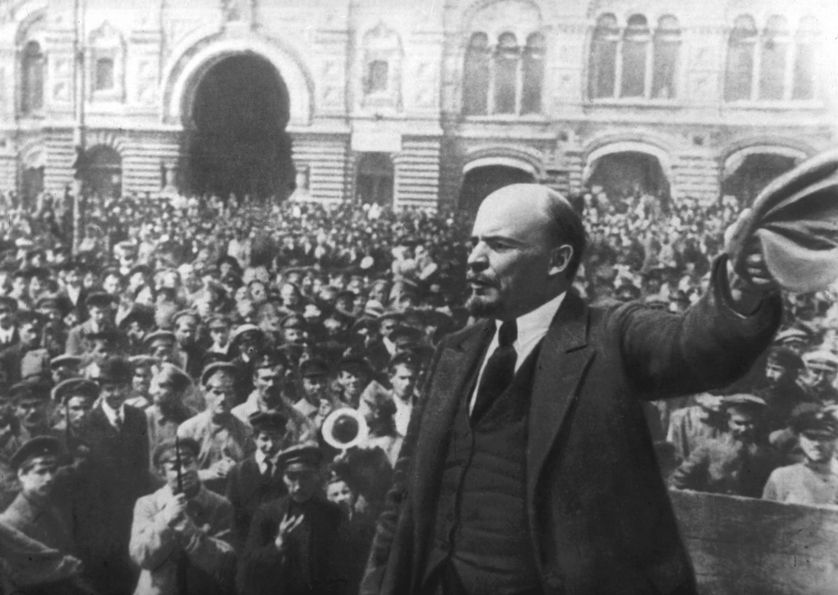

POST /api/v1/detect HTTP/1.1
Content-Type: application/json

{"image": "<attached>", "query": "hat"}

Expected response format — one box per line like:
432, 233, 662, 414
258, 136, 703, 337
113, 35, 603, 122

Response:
277, 442, 322, 469
791, 409, 838, 439
9, 379, 50, 403
279, 314, 307, 330
802, 350, 838, 370
363, 300, 385, 318
299, 357, 330, 378
229, 324, 264, 348
390, 325, 424, 347
253, 350, 289, 371
144, 330, 176, 348
338, 355, 373, 376
207, 314, 230, 329
50, 354, 83, 370
10, 435, 62, 470
774, 328, 812, 348
249, 410, 289, 434
96, 356, 132, 385
152, 437, 201, 467
119, 305, 155, 330
200, 361, 238, 386
720, 393, 767, 412
172, 310, 200, 327
85, 292, 116, 309
52, 377, 98, 404
15, 311, 44, 327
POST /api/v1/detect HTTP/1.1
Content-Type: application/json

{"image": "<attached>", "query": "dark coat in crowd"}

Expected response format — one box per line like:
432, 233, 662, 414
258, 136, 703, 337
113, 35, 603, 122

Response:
225, 456, 287, 550
363, 261, 782, 595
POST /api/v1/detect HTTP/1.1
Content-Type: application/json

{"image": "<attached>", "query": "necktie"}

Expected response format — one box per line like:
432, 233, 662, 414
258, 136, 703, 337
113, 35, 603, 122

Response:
264, 460, 273, 479
472, 320, 517, 421
114, 411, 123, 432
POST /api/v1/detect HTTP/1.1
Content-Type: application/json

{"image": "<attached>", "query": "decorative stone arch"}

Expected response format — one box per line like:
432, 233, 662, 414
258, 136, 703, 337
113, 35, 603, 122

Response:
720, 138, 815, 179
13, 4, 46, 46
582, 138, 673, 185
19, 138, 45, 169
462, 145, 545, 178
460, 0, 544, 39
84, 131, 128, 155
161, 33, 314, 127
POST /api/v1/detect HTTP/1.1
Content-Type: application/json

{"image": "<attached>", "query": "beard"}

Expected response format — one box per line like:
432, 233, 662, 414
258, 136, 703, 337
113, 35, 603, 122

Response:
466, 293, 501, 317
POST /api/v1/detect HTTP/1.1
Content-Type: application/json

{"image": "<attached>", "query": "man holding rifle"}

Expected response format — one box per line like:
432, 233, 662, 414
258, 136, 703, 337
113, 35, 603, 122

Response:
129, 436, 235, 595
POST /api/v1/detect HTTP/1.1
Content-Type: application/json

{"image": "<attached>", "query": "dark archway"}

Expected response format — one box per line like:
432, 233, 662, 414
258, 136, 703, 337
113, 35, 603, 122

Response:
188, 54, 294, 201
458, 165, 535, 216
722, 153, 796, 204
355, 153, 394, 206
588, 151, 669, 201
83, 145, 121, 199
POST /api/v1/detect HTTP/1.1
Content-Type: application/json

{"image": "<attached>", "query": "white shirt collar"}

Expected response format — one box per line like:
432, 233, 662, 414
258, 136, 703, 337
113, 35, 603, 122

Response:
101, 401, 125, 428
511, 291, 567, 347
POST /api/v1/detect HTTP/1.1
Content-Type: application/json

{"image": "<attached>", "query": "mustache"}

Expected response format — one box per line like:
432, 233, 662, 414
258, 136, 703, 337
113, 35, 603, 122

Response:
466, 274, 495, 285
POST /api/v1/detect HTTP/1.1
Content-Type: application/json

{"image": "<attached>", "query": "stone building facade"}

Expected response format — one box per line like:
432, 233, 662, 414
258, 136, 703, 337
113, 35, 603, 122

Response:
0, 0, 836, 211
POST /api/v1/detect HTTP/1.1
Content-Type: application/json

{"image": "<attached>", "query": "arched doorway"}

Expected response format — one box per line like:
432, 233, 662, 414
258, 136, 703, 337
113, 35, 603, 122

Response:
587, 151, 669, 201
458, 165, 535, 215
355, 153, 393, 206
722, 152, 797, 204
83, 145, 121, 199
187, 54, 294, 201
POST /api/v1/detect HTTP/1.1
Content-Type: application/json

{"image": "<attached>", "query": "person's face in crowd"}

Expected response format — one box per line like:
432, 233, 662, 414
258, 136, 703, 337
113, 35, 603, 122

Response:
799, 432, 836, 465
83, 271, 98, 290
100, 381, 129, 410
52, 364, 76, 385
160, 449, 200, 496
279, 284, 300, 308
249, 282, 268, 304
150, 340, 175, 362
337, 367, 369, 400
336, 295, 354, 314
133, 366, 152, 394
16, 396, 47, 431
128, 272, 145, 292
254, 365, 285, 404
283, 326, 305, 344
65, 268, 81, 288
727, 407, 759, 442
88, 305, 109, 329
326, 479, 356, 514
379, 318, 398, 340
65, 395, 93, 431
0, 415, 15, 447
11, 275, 26, 295
103, 274, 122, 296
302, 374, 329, 403
764, 361, 792, 387
323, 318, 343, 338
369, 283, 390, 304
149, 374, 177, 407
254, 429, 285, 459
28, 276, 44, 298
390, 364, 417, 400
317, 398, 333, 420
283, 462, 320, 503
19, 320, 40, 348
0, 304, 12, 329
209, 324, 229, 346
174, 319, 197, 347
18, 458, 57, 500
204, 372, 235, 421
194, 298, 213, 319
806, 363, 838, 393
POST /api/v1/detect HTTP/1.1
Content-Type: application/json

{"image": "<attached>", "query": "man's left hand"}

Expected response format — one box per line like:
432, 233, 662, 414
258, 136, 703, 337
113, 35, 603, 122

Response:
724, 208, 779, 314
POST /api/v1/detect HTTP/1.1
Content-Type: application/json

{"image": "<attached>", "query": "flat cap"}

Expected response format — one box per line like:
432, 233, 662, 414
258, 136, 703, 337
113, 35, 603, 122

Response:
249, 410, 289, 433
96, 356, 133, 385
299, 357, 330, 378
152, 437, 201, 467
200, 361, 238, 386
277, 442, 322, 469
803, 350, 838, 369
52, 377, 98, 404
10, 435, 62, 470
791, 409, 838, 439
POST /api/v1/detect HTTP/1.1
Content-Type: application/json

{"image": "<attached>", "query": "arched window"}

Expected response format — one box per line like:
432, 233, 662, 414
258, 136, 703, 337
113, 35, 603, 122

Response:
21, 41, 44, 114
355, 153, 393, 206
95, 57, 115, 91
793, 16, 818, 100
758, 16, 788, 100
463, 32, 490, 115
725, 15, 758, 101
366, 60, 389, 94
493, 32, 519, 114
651, 16, 680, 99
589, 14, 619, 99
620, 15, 650, 98
521, 32, 545, 114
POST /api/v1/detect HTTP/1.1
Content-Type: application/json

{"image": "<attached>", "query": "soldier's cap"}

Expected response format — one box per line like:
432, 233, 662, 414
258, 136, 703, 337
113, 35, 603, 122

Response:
201, 351, 229, 368
128, 264, 152, 278
200, 361, 238, 386
52, 377, 98, 404
10, 435, 62, 471
390, 325, 424, 347
216, 255, 242, 272
50, 354, 83, 370
803, 350, 838, 369
129, 354, 159, 369
279, 313, 307, 330
249, 410, 289, 434
34, 294, 61, 312
9, 379, 51, 403
119, 305, 156, 329
0, 296, 17, 314
229, 324, 264, 347
791, 409, 838, 439
97, 356, 133, 385
277, 442, 322, 470
85, 292, 116, 309
144, 329, 176, 347
114, 240, 137, 255
389, 351, 420, 370
15, 310, 44, 327
206, 313, 231, 329
152, 437, 201, 468
644, 294, 669, 308
720, 393, 767, 412
172, 309, 200, 326
774, 328, 811, 346
766, 346, 804, 371
299, 357, 331, 378
253, 350, 289, 371
338, 355, 372, 375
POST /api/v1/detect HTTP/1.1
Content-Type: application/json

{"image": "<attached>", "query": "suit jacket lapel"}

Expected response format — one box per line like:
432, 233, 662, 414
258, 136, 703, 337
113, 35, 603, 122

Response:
527, 293, 594, 502
410, 321, 492, 507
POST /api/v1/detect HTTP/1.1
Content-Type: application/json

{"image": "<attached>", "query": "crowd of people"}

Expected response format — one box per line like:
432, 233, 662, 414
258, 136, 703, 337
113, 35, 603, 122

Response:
0, 184, 836, 594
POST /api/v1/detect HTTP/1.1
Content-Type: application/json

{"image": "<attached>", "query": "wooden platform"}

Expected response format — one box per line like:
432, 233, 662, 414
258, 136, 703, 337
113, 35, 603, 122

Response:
670, 489, 838, 594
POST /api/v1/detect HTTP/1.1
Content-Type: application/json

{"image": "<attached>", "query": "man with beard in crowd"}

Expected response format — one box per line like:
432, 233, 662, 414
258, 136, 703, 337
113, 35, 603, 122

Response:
51, 378, 97, 458
362, 184, 781, 595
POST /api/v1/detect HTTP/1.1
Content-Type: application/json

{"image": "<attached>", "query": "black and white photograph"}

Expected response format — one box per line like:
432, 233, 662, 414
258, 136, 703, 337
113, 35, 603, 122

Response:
0, 0, 837, 593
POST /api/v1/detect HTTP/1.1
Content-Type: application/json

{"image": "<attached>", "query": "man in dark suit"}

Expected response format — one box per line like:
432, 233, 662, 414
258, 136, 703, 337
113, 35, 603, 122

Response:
238, 443, 347, 595
64, 292, 116, 356
77, 355, 151, 594
362, 184, 782, 595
